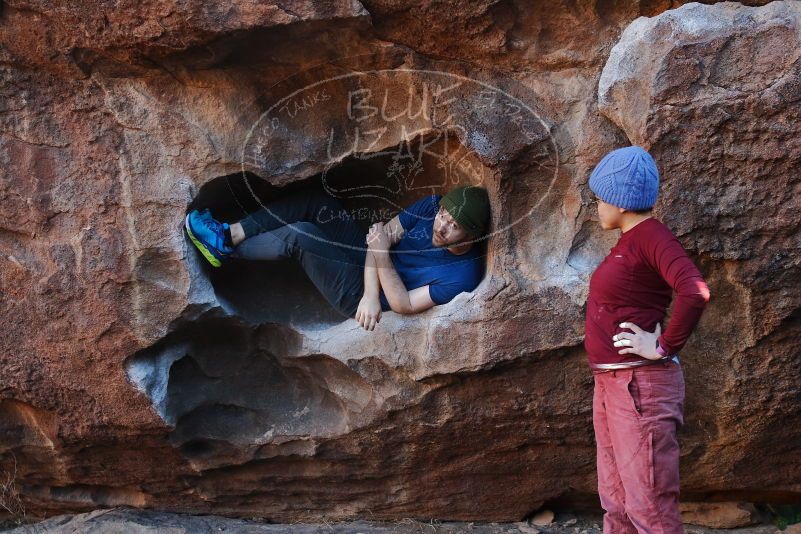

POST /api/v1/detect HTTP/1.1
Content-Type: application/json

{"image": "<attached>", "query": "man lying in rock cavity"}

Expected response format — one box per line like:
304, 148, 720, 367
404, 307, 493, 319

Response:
184, 186, 490, 331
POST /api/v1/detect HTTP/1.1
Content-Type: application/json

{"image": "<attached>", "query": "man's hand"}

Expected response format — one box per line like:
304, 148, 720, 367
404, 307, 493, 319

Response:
355, 294, 382, 331
366, 222, 391, 252
613, 322, 663, 360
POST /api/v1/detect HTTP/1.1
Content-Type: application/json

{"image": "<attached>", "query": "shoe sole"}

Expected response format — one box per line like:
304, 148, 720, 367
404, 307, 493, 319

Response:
185, 213, 222, 267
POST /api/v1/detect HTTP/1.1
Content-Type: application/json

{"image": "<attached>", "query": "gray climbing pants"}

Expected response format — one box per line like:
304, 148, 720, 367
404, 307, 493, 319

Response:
231, 190, 368, 318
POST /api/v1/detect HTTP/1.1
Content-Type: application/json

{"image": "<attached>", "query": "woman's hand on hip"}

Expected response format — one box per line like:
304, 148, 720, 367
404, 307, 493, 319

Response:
613, 322, 662, 359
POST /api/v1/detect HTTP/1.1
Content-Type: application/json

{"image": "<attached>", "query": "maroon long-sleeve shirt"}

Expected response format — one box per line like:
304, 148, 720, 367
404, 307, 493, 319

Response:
585, 217, 711, 365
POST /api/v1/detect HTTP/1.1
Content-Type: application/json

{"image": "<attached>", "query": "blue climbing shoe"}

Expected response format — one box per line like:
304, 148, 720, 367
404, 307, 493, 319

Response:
184, 209, 233, 267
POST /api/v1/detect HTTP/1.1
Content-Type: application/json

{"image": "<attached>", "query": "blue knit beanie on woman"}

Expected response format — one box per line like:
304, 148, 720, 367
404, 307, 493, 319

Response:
588, 145, 659, 210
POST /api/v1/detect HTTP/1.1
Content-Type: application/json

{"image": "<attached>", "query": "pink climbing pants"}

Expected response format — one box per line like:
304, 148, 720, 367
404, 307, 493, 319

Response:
592, 360, 685, 534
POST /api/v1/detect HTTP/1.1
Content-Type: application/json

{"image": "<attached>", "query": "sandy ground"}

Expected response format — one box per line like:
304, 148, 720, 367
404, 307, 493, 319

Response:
0, 507, 788, 533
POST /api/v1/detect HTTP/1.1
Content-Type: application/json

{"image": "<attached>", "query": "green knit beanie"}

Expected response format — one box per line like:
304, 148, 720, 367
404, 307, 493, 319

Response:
439, 185, 490, 238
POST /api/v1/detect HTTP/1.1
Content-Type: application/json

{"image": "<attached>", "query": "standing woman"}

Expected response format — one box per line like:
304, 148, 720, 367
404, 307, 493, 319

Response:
585, 146, 711, 534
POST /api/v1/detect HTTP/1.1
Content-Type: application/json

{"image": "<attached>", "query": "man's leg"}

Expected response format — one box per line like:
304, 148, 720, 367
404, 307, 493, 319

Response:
236, 190, 366, 263
231, 221, 365, 318
593, 372, 639, 534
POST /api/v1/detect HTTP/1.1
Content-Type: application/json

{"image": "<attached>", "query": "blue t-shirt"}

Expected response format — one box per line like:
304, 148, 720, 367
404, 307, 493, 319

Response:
378, 194, 485, 311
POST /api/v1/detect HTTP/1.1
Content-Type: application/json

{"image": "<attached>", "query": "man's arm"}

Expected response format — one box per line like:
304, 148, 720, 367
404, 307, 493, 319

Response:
383, 214, 405, 247
369, 249, 436, 315
354, 240, 383, 330
353, 212, 405, 329
362, 214, 402, 300
367, 218, 435, 315
363, 245, 380, 298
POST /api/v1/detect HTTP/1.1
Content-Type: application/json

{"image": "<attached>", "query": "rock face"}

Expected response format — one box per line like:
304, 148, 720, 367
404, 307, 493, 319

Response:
679, 501, 759, 529
0, 0, 798, 523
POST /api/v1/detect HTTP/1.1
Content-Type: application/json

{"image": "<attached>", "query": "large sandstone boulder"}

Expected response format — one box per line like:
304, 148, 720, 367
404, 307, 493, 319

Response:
0, 0, 797, 522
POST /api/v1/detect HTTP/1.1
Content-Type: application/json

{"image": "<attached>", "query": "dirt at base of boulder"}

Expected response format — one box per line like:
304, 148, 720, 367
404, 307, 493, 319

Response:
1, 507, 789, 534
